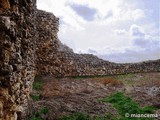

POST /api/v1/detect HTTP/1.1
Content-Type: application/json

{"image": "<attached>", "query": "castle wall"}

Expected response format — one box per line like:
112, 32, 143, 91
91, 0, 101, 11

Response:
35, 10, 160, 77
0, 0, 36, 119
0, 0, 160, 120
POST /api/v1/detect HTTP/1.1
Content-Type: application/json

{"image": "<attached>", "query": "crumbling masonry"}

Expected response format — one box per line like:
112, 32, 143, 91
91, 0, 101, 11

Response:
0, 0, 160, 120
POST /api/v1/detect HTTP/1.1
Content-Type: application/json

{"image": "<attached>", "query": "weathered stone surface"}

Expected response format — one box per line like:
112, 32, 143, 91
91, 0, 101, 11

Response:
0, 0, 36, 119
0, 16, 11, 31
0, 0, 10, 14
0, 0, 160, 120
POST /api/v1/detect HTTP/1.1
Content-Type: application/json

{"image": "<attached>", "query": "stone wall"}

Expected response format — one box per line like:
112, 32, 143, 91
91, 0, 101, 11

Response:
0, 0, 36, 119
35, 10, 160, 77
0, 0, 160, 120
35, 10, 60, 75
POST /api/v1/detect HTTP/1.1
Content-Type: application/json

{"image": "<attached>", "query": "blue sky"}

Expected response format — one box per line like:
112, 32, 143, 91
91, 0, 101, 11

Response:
37, 0, 160, 63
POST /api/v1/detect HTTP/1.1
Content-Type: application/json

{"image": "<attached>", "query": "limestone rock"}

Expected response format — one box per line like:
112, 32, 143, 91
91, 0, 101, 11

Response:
0, 16, 10, 31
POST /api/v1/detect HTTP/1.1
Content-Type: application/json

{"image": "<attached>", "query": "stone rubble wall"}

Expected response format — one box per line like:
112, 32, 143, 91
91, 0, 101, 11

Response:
0, 0, 160, 120
35, 10, 160, 77
0, 0, 36, 119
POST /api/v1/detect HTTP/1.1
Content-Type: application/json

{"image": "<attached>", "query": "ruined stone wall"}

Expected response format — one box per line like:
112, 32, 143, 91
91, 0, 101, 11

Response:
35, 11, 160, 77
35, 10, 61, 75
0, 0, 160, 120
0, 0, 36, 119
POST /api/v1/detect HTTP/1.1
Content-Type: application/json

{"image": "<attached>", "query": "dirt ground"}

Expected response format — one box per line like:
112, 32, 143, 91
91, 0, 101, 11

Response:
31, 72, 160, 120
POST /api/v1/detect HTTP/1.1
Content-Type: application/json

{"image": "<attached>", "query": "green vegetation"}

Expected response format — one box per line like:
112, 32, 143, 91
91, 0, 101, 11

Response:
33, 82, 42, 90
31, 94, 40, 101
33, 76, 43, 91
100, 92, 156, 120
115, 74, 139, 86
59, 113, 89, 120
59, 92, 156, 120
31, 76, 43, 101
92, 113, 118, 120
116, 73, 135, 80
30, 107, 49, 120
30, 117, 42, 120
65, 73, 135, 80
59, 113, 118, 120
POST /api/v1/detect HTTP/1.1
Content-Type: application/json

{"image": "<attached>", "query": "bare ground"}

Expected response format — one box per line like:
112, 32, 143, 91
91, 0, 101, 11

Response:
31, 72, 160, 120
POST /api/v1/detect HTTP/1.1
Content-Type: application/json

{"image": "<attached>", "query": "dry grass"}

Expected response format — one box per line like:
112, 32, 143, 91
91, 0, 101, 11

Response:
95, 78, 123, 87
41, 77, 124, 98
41, 80, 61, 97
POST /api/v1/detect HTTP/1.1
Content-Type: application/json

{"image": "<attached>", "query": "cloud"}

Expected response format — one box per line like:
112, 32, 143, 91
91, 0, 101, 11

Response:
104, 10, 113, 19
129, 24, 147, 48
130, 24, 160, 49
87, 47, 97, 54
130, 24, 144, 36
132, 9, 145, 20
115, 29, 127, 35
98, 45, 160, 63
80, 23, 160, 63
67, 3, 97, 21
112, 9, 145, 22
84, 44, 160, 63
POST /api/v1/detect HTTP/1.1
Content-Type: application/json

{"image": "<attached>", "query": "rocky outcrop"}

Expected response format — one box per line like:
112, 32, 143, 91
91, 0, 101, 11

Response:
0, 0, 160, 120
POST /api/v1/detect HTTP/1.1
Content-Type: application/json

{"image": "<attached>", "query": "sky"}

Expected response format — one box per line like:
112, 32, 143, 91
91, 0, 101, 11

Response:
37, 0, 160, 63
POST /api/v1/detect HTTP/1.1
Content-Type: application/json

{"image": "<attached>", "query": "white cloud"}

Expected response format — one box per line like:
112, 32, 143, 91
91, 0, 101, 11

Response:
115, 29, 127, 35
83, 43, 160, 63
129, 24, 160, 49
80, 23, 160, 63
87, 47, 98, 54
37, 0, 86, 31
132, 9, 145, 20
130, 24, 144, 36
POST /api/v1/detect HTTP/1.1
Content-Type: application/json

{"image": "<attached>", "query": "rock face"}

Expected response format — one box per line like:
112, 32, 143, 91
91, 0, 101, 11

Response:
0, 0, 160, 120
0, 0, 36, 119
